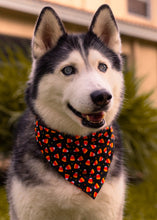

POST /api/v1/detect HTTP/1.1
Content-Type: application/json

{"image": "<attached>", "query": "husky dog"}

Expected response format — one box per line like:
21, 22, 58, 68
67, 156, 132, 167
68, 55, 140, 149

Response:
7, 4, 126, 220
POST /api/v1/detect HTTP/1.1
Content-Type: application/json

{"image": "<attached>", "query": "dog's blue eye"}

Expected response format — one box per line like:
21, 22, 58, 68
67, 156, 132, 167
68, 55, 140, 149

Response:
62, 66, 76, 76
98, 63, 108, 73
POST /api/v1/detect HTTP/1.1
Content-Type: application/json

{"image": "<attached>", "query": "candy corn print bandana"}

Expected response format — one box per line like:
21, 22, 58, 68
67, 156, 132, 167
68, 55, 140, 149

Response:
35, 119, 115, 199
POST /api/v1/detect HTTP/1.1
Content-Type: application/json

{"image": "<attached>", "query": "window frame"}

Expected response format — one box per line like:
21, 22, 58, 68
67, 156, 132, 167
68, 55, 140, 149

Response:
127, 0, 151, 19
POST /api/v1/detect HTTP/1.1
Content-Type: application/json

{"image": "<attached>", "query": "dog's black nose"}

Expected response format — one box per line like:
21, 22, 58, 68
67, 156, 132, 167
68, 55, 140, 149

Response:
90, 89, 112, 107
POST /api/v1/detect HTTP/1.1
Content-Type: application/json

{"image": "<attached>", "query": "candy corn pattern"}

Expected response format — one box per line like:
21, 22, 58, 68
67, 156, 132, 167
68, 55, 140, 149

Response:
35, 119, 115, 199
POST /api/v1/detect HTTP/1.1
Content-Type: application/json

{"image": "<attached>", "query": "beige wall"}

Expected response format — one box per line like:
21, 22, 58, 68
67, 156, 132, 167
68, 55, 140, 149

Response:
0, 8, 36, 38
122, 36, 157, 105
46, 0, 157, 28
108, 0, 157, 28
1, 0, 157, 37
45, 0, 106, 12
134, 41, 157, 104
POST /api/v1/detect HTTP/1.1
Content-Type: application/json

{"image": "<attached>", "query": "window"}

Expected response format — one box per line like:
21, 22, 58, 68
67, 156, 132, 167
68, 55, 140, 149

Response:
128, 0, 150, 18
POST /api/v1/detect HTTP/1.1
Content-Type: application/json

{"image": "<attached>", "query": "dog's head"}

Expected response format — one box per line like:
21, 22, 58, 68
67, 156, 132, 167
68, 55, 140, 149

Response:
27, 5, 124, 136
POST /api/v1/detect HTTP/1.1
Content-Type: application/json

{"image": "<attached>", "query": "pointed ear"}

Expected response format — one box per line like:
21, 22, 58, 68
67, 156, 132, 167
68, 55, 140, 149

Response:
32, 7, 66, 59
89, 5, 121, 54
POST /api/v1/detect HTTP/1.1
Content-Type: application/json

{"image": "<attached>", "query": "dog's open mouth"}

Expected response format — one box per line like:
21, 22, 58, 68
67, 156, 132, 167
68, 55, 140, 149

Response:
67, 103, 105, 128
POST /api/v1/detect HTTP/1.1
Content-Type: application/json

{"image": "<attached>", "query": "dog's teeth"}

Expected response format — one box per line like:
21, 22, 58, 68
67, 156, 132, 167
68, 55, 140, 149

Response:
86, 115, 90, 121
83, 112, 105, 123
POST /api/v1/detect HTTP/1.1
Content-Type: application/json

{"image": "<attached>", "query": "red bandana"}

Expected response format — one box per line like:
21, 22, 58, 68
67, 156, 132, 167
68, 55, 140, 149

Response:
35, 119, 115, 199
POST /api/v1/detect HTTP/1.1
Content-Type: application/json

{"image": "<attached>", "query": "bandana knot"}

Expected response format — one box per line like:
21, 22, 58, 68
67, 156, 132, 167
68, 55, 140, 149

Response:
35, 119, 115, 199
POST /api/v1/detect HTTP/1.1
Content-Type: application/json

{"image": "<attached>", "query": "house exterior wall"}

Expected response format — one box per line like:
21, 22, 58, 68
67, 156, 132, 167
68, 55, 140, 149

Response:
107, 0, 157, 28
0, 8, 36, 38
46, 0, 157, 28
133, 40, 157, 102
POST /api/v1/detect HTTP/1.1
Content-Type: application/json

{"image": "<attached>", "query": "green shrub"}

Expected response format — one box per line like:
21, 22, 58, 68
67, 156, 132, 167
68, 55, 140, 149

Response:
0, 187, 9, 220
0, 46, 31, 154
118, 72, 157, 177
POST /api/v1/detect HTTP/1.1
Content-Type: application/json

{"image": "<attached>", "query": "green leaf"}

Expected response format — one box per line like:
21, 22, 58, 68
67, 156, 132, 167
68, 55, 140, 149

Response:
119, 71, 157, 177
0, 45, 31, 154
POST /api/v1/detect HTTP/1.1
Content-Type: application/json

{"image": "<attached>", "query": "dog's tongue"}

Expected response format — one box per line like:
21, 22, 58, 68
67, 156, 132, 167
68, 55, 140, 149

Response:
82, 112, 104, 123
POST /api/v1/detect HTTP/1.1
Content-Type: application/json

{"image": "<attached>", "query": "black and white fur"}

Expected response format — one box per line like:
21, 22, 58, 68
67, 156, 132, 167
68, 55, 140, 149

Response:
7, 5, 126, 220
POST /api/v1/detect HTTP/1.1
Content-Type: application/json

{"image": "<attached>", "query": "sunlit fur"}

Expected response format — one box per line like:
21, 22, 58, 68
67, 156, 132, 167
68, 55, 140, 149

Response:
7, 5, 126, 220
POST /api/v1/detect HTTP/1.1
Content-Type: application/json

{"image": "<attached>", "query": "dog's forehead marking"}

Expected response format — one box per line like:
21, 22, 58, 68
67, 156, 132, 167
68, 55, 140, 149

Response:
88, 49, 112, 68
76, 37, 113, 71
56, 37, 88, 71
78, 37, 89, 68
58, 50, 85, 70
55, 36, 113, 73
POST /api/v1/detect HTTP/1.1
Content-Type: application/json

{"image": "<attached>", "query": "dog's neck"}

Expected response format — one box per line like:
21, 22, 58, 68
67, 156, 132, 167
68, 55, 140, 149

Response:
35, 118, 115, 199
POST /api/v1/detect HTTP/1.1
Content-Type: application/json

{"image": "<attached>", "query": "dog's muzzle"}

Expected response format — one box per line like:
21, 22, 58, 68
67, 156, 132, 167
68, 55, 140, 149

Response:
68, 89, 112, 129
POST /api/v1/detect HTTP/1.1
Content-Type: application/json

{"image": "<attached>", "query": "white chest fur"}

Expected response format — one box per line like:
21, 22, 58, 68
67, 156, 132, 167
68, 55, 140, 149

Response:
11, 159, 125, 220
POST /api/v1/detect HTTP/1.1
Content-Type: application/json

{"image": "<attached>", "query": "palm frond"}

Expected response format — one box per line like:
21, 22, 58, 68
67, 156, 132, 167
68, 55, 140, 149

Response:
0, 45, 31, 154
119, 71, 157, 176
